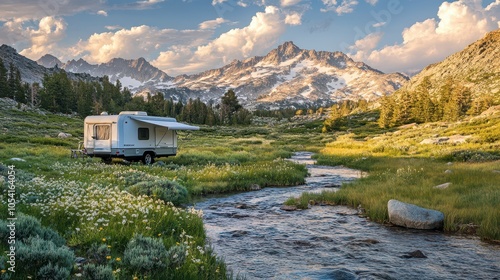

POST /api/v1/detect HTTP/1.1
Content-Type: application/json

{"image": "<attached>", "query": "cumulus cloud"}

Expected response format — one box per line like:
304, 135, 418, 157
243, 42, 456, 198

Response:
152, 6, 286, 75
199, 18, 228, 29
70, 25, 213, 64
17, 17, 67, 59
321, 0, 359, 15
285, 12, 303, 25
281, 0, 301, 7
350, 0, 500, 74
97, 10, 108, 16
348, 32, 382, 61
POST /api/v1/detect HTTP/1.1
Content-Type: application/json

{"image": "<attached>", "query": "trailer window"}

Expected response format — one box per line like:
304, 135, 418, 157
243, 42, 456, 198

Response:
95, 125, 110, 140
138, 127, 149, 140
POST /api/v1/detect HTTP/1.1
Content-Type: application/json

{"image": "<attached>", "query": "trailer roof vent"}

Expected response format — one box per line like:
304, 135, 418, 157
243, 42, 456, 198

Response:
100, 111, 108, 115
119, 111, 148, 116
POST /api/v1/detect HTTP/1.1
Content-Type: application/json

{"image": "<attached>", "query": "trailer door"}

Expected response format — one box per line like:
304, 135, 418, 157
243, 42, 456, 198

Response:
93, 124, 112, 153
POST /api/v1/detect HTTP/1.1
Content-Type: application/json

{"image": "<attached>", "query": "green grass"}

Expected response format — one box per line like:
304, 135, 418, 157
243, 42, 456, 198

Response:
2, 101, 500, 279
0, 104, 315, 279
286, 111, 500, 242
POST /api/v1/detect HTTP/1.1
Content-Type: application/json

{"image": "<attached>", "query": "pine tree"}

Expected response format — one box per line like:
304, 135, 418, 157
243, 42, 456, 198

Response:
0, 58, 9, 98
14, 69, 26, 103
220, 89, 242, 124
378, 95, 395, 128
322, 104, 343, 132
8, 63, 17, 100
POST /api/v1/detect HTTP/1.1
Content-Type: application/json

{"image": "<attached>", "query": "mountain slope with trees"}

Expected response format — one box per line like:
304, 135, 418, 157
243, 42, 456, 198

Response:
377, 29, 500, 127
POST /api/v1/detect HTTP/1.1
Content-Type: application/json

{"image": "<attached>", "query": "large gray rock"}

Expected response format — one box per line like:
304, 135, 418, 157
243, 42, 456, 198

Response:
388, 199, 444, 230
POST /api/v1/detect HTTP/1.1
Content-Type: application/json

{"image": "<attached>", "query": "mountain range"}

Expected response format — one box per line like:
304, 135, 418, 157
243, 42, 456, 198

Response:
34, 42, 408, 109
5, 29, 499, 109
37, 54, 172, 89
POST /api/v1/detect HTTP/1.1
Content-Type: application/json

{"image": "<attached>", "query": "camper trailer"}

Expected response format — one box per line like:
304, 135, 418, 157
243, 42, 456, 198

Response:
83, 111, 199, 164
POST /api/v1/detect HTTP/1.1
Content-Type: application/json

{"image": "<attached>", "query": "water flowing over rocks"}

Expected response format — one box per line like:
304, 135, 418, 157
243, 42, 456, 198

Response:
388, 199, 444, 230
195, 152, 500, 279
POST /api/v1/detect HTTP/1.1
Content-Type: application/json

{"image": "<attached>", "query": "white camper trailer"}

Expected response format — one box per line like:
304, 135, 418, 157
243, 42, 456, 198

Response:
83, 111, 199, 164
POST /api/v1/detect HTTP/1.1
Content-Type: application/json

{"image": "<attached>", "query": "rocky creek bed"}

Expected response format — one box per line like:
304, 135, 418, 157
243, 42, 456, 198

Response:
194, 152, 500, 279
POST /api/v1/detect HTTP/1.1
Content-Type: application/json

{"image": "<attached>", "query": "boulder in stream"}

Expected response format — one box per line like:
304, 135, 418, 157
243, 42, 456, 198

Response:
388, 199, 444, 230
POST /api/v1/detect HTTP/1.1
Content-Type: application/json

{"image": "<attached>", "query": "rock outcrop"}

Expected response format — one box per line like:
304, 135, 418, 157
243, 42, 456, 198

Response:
387, 199, 444, 230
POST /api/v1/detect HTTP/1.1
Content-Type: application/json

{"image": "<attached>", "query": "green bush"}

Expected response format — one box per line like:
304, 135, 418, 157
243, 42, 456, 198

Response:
0, 214, 65, 246
37, 263, 71, 280
17, 236, 74, 278
166, 244, 187, 268
127, 179, 188, 206
448, 150, 500, 162
82, 264, 115, 280
123, 234, 168, 276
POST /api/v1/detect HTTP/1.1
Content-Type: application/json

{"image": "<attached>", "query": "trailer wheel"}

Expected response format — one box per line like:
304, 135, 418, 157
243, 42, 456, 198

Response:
102, 157, 112, 164
142, 152, 155, 165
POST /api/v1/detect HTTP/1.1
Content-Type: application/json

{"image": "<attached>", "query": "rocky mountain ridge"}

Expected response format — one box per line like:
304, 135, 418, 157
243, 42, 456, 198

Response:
164, 41, 408, 109
37, 55, 173, 89
0, 45, 95, 84
6, 42, 409, 109
400, 29, 500, 101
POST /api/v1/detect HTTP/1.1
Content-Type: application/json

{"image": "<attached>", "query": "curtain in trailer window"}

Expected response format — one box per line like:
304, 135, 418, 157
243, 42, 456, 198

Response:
95, 125, 110, 140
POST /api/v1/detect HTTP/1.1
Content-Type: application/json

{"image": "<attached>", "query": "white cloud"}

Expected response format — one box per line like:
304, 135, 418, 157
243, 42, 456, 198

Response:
238, 1, 248, 7
137, 0, 164, 5
18, 17, 67, 59
321, 0, 359, 15
152, 6, 287, 75
97, 10, 108, 17
281, 0, 301, 7
365, 0, 378, 5
348, 32, 382, 62
350, 0, 500, 74
199, 18, 228, 29
105, 25, 122, 31
285, 12, 302, 25
70, 25, 213, 64
212, 0, 227, 5
372, 21, 386, 28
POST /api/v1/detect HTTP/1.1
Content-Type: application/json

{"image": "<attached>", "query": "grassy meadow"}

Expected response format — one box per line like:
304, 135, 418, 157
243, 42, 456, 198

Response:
1, 99, 499, 279
0, 103, 317, 279
285, 111, 500, 242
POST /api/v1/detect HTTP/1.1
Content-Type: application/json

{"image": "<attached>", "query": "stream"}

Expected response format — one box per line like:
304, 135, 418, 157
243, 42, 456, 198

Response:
195, 152, 500, 279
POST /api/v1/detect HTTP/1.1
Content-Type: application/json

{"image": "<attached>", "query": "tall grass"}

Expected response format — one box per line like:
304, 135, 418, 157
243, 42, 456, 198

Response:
288, 112, 500, 242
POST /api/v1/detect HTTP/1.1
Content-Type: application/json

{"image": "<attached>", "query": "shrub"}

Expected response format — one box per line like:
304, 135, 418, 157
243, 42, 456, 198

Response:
82, 264, 115, 280
17, 236, 74, 278
123, 234, 168, 276
37, 263, 71, 280
127, 179, 188, 206
448, 150, 500, 162
0, 214, 65, 246
166, 244, 187, 268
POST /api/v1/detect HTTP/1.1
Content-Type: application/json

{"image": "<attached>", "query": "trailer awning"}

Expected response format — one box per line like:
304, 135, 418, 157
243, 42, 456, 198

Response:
131, 117, 200, 130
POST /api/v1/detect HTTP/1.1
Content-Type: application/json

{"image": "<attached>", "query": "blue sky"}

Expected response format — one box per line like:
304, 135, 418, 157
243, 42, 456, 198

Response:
0, 0, 499, 76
